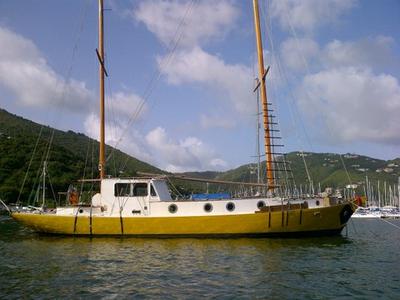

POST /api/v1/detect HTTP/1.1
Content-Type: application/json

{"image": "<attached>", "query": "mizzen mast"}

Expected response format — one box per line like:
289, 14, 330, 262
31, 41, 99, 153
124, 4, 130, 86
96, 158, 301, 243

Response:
252, 0, 274, 189
98, 0, 105, 179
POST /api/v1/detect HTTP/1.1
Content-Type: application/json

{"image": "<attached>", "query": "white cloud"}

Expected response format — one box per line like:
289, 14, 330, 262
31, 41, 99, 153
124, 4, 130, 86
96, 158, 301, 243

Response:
158, 47, 254, 114
281, 37, 320, 71
280, 35, 398, 75
278, 33, 400, 146
85, 117, 229, 172
133, 0, 238, 49
0, 26, 94, 112
299, 67, 400, 144
322, 36, 396, 69
274, 3, 399, 146
270, 0, 357, 33
146, 126, 227, 172
133, 1, 254, 117
200, 114, 235, 129
84, 113, 153, 164
107, 91, 147, 120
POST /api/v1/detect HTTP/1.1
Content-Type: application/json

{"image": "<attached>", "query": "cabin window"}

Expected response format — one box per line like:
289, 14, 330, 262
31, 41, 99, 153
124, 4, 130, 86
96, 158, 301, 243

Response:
226, 202, 235, 212
133, 183, 148, 197
257, 201, 265, 209
150, 184, 157, 197
115, 183, 131, 197
204, 203, 213, 213
168, 204, 178, 213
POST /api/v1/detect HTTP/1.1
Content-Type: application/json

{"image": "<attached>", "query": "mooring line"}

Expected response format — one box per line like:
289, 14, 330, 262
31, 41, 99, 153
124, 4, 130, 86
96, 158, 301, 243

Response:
379, 218, 400, 230
0, 199, 11, 215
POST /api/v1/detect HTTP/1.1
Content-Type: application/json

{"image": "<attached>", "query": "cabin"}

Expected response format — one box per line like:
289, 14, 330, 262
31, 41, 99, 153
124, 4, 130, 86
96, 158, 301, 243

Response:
55, 177, 329, 218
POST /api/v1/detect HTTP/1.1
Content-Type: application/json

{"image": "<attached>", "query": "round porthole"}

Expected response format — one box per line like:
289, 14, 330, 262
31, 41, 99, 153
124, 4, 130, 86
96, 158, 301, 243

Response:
257, 201, 265, 209
226, 202, 235, 212
168, 204, 178, 214
204, 203, 213, 213
316, 200, 320, 206
79, 208, 84, 214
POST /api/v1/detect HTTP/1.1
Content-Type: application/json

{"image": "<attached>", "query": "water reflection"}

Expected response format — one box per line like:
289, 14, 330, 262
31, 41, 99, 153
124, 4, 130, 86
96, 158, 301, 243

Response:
1, 215, 399, 298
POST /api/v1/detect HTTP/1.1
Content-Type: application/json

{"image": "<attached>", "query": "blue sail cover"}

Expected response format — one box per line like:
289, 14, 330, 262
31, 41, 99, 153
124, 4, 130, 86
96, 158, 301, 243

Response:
191, 193, 231, 200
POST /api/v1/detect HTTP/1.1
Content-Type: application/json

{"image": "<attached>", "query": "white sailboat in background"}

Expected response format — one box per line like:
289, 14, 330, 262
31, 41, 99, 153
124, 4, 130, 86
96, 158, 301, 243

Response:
352, 177, 400, 219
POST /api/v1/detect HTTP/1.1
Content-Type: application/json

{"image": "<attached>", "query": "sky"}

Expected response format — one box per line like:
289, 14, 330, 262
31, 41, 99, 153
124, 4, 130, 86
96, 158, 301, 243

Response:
0, 0, 399, 173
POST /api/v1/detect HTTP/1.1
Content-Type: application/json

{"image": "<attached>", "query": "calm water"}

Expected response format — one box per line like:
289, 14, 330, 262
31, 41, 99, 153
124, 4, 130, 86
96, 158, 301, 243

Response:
0, 215, 399, 299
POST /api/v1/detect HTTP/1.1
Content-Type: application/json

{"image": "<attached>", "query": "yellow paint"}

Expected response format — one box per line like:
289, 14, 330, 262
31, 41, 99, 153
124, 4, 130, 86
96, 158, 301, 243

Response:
11, 203, 352, 236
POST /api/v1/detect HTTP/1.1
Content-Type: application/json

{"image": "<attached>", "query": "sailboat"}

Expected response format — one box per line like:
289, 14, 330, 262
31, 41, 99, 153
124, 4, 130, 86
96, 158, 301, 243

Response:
10, 0, 354, 236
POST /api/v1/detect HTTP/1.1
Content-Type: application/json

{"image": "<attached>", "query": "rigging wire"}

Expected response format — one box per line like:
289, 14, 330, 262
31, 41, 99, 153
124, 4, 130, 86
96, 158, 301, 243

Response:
28, 137, 49, 205
46, 171, 57, 203
42, 0, 91, 166
17, 126, 43, 205
166, 177, 184, 199
21, 0, 91, 206
259, 2, 296, 195
79, 133, 92, 197
284, 6, 352, 186
106, 0, 199, 170
260, 2, 316, 193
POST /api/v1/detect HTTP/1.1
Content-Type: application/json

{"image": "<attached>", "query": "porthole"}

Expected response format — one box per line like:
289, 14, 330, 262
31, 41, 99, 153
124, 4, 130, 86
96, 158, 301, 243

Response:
79, 208, 84, 214
204, 203, 213, 213
168, 204, 178, 214
316, 200, 320, 206
257, 201, 265, 209
226, 202, 235, 212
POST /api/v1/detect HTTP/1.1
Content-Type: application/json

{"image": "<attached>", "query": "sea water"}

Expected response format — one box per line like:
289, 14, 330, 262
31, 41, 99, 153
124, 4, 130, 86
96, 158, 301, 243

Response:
0, 215, 399, 299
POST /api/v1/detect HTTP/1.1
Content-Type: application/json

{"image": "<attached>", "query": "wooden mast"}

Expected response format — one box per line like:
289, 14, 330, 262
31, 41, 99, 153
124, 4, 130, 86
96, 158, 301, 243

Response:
252, 0, 274, 189
98, 0, 105, 180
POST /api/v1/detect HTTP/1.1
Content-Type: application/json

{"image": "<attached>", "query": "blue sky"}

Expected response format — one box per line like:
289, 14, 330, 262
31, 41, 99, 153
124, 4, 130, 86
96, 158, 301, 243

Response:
0, 0, 399, 172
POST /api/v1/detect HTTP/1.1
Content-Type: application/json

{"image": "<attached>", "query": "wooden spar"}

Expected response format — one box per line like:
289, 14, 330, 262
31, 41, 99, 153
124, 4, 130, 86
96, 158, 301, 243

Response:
136, 172, 277, 187
252, 0, 274, 189
98, 0, 105, 180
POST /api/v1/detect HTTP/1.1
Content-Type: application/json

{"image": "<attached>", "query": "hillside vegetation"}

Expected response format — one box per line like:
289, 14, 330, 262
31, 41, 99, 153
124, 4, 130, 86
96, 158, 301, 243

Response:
1, 108, 398, 204
212, 152, 399, 189
0, 108, 161, 204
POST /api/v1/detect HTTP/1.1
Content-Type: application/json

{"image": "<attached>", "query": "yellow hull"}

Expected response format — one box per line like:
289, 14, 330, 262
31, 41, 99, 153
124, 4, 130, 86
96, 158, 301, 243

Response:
11, 203, 353, 236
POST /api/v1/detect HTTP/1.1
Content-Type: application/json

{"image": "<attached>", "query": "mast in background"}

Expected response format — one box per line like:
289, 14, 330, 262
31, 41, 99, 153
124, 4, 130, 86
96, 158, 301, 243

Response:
41, 161, 47, 208
252, 0, 274, 189
98, 0, 105, 180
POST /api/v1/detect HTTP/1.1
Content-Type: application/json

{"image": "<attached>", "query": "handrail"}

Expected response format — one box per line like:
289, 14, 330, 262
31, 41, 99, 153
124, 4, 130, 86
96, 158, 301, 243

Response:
137, 172, 280, 188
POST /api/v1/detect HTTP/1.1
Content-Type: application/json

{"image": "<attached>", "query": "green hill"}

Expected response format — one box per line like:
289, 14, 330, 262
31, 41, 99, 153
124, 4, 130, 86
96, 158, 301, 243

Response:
1, 108, 398, 204
0, 108, 161, 204
211, 152, 399, 192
